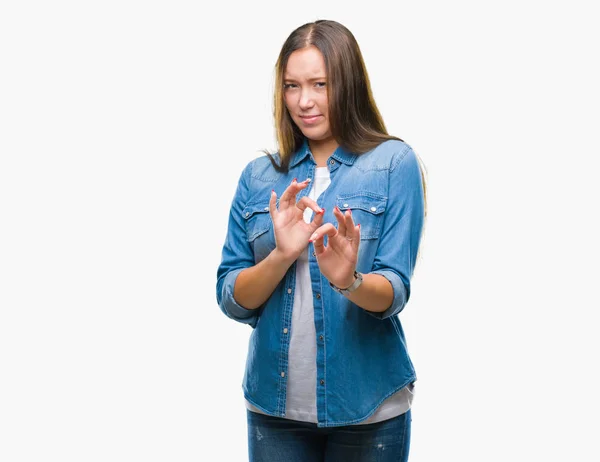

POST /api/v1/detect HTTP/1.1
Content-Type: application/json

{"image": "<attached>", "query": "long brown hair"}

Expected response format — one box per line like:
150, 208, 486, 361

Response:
265, 19, 427, 219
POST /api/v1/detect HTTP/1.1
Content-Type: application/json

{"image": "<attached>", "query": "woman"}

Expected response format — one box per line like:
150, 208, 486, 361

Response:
216, 19, 426, 461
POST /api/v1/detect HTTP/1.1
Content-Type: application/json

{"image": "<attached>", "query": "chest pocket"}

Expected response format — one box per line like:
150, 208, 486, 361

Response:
336, 192, 387, 239
242, 201, 272, 242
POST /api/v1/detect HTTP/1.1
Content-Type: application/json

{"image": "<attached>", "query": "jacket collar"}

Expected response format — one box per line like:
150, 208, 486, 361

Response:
289, 137, 357, 168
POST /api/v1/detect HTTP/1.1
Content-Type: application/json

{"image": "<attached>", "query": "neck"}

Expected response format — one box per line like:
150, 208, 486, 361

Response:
308, 137, 339, 167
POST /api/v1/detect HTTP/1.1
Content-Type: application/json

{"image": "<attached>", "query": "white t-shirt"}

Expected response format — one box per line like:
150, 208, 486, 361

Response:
246, 166, 414, 424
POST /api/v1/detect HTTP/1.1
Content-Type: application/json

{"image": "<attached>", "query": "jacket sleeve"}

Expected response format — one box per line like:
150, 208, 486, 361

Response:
216, 161, 260, 328
368, 145, 425, 320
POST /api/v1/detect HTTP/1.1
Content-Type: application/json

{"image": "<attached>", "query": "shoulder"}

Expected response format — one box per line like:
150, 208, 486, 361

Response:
238, 152, 282, 183
354, 139, 416, 172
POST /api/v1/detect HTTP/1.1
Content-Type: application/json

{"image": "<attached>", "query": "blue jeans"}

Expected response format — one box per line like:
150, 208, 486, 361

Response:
247, 409, 411, 462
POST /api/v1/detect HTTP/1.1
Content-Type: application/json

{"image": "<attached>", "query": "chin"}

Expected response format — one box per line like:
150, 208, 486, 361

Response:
300, 128, 330, 140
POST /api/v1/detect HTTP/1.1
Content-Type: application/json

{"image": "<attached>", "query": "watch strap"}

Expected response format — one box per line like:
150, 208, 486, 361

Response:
329, 271, 363, 296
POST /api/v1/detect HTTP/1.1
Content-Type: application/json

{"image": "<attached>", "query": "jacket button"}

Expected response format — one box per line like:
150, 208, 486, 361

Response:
343, 203, 349, 207
287, 288, 292, 294
281, 372, 285, 378
316, 293, 321, 299
370, 206, 377, 212
283, 328, 288, 334
319, 335, 324, 341
320, 379, 325, 385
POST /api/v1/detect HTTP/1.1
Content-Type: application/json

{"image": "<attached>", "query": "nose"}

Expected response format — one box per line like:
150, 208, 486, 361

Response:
298, 88, 315, 110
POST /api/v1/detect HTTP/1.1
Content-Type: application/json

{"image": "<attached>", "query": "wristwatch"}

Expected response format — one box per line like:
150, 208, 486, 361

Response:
329, 271, 364, 296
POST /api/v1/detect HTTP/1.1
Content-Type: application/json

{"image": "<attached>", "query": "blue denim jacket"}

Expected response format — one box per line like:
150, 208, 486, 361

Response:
216, 138, 425, 427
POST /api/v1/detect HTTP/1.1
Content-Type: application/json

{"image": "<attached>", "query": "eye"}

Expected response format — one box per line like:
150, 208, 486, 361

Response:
315, 82, 326, 88
283, 83, 297, 90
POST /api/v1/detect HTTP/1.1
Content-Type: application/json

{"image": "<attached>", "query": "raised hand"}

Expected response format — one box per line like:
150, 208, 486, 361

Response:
270, 178, 324, 262
309, 206, 361, 289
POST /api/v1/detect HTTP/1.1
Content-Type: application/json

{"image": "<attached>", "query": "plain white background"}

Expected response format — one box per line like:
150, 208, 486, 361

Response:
1, 1, 599, 460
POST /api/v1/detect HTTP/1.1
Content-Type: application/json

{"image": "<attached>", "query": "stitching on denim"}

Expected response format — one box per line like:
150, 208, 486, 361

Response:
400, 411, 408, 461
245, 196, 278, 208
353, 163, 389, 172
390, 145, 412, 173
283, 268, 295, 414
352, 140, 408, 173
368, 270, 400, 319
318, 376, 415, 427
276, 277, 284, 415
336, 193, 387, 239
319, 272, 328, 426
335, 192, 387, 239
247, 225, 270, 243
391, 315, 402, 338
243, 391, 279, 417
250, 156, 280, 182
224, 276, 255, 321
277, 268, 294, 417
308, 167, 328, 426
336, 190, 388, 201
251, 173, 279, 182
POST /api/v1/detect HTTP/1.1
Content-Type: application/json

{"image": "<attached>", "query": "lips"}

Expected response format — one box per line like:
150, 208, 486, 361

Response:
299, 115, 322, 123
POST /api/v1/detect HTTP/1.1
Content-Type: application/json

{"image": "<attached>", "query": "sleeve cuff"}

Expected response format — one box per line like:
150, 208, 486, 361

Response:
367, 269, 409, 320
221, 268, 259, 327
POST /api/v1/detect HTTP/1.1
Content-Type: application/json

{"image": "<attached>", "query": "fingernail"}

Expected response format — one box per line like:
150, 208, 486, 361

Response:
320, 208, 325, 215
305, 178, 311, 183
310, 233, 317, 241
348, 209, 352, 215
293, 178, 297, 183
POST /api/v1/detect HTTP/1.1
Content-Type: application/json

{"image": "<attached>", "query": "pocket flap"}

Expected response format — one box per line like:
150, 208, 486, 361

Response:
336, 193, 387, 215
242, 202, 271, 220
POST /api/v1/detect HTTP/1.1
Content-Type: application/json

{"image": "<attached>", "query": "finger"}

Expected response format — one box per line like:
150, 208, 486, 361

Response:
309, 223, 338, 243
284, 179, 309, 209
333, 206, 347, 237
296, 196, 323, 214
279, 178, 310, 207
268, 189, 278, 218
311, 206, 325, 229
343, 209, 356, 241
353, 224, 361, 251
312, 234, 326, 256
278, 179, 297, 206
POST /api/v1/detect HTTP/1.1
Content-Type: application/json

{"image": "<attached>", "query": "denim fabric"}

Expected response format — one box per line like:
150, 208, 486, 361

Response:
216, 138, 425, 427
247, 409, 412, 462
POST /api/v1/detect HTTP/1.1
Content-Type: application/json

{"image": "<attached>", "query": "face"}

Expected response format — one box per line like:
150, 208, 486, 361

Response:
283, 46, 333, 143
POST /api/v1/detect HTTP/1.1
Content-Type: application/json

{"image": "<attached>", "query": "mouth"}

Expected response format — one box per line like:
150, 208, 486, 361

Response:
299, 115, 322, 123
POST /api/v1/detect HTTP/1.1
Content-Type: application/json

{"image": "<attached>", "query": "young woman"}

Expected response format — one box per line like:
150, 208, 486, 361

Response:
216, 19, 427, 462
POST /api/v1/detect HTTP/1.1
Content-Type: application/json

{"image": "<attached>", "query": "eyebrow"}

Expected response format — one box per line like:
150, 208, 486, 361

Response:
283, 76, 327, 82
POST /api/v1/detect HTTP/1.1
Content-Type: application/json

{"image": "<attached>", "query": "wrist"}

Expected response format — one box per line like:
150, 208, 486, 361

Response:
330, 271, 364, 296
270, 248, 297, 269
335, 274, 357, 290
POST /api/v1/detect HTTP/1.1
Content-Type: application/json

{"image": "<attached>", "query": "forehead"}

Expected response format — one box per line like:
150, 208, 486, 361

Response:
284, 46, 327, 80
